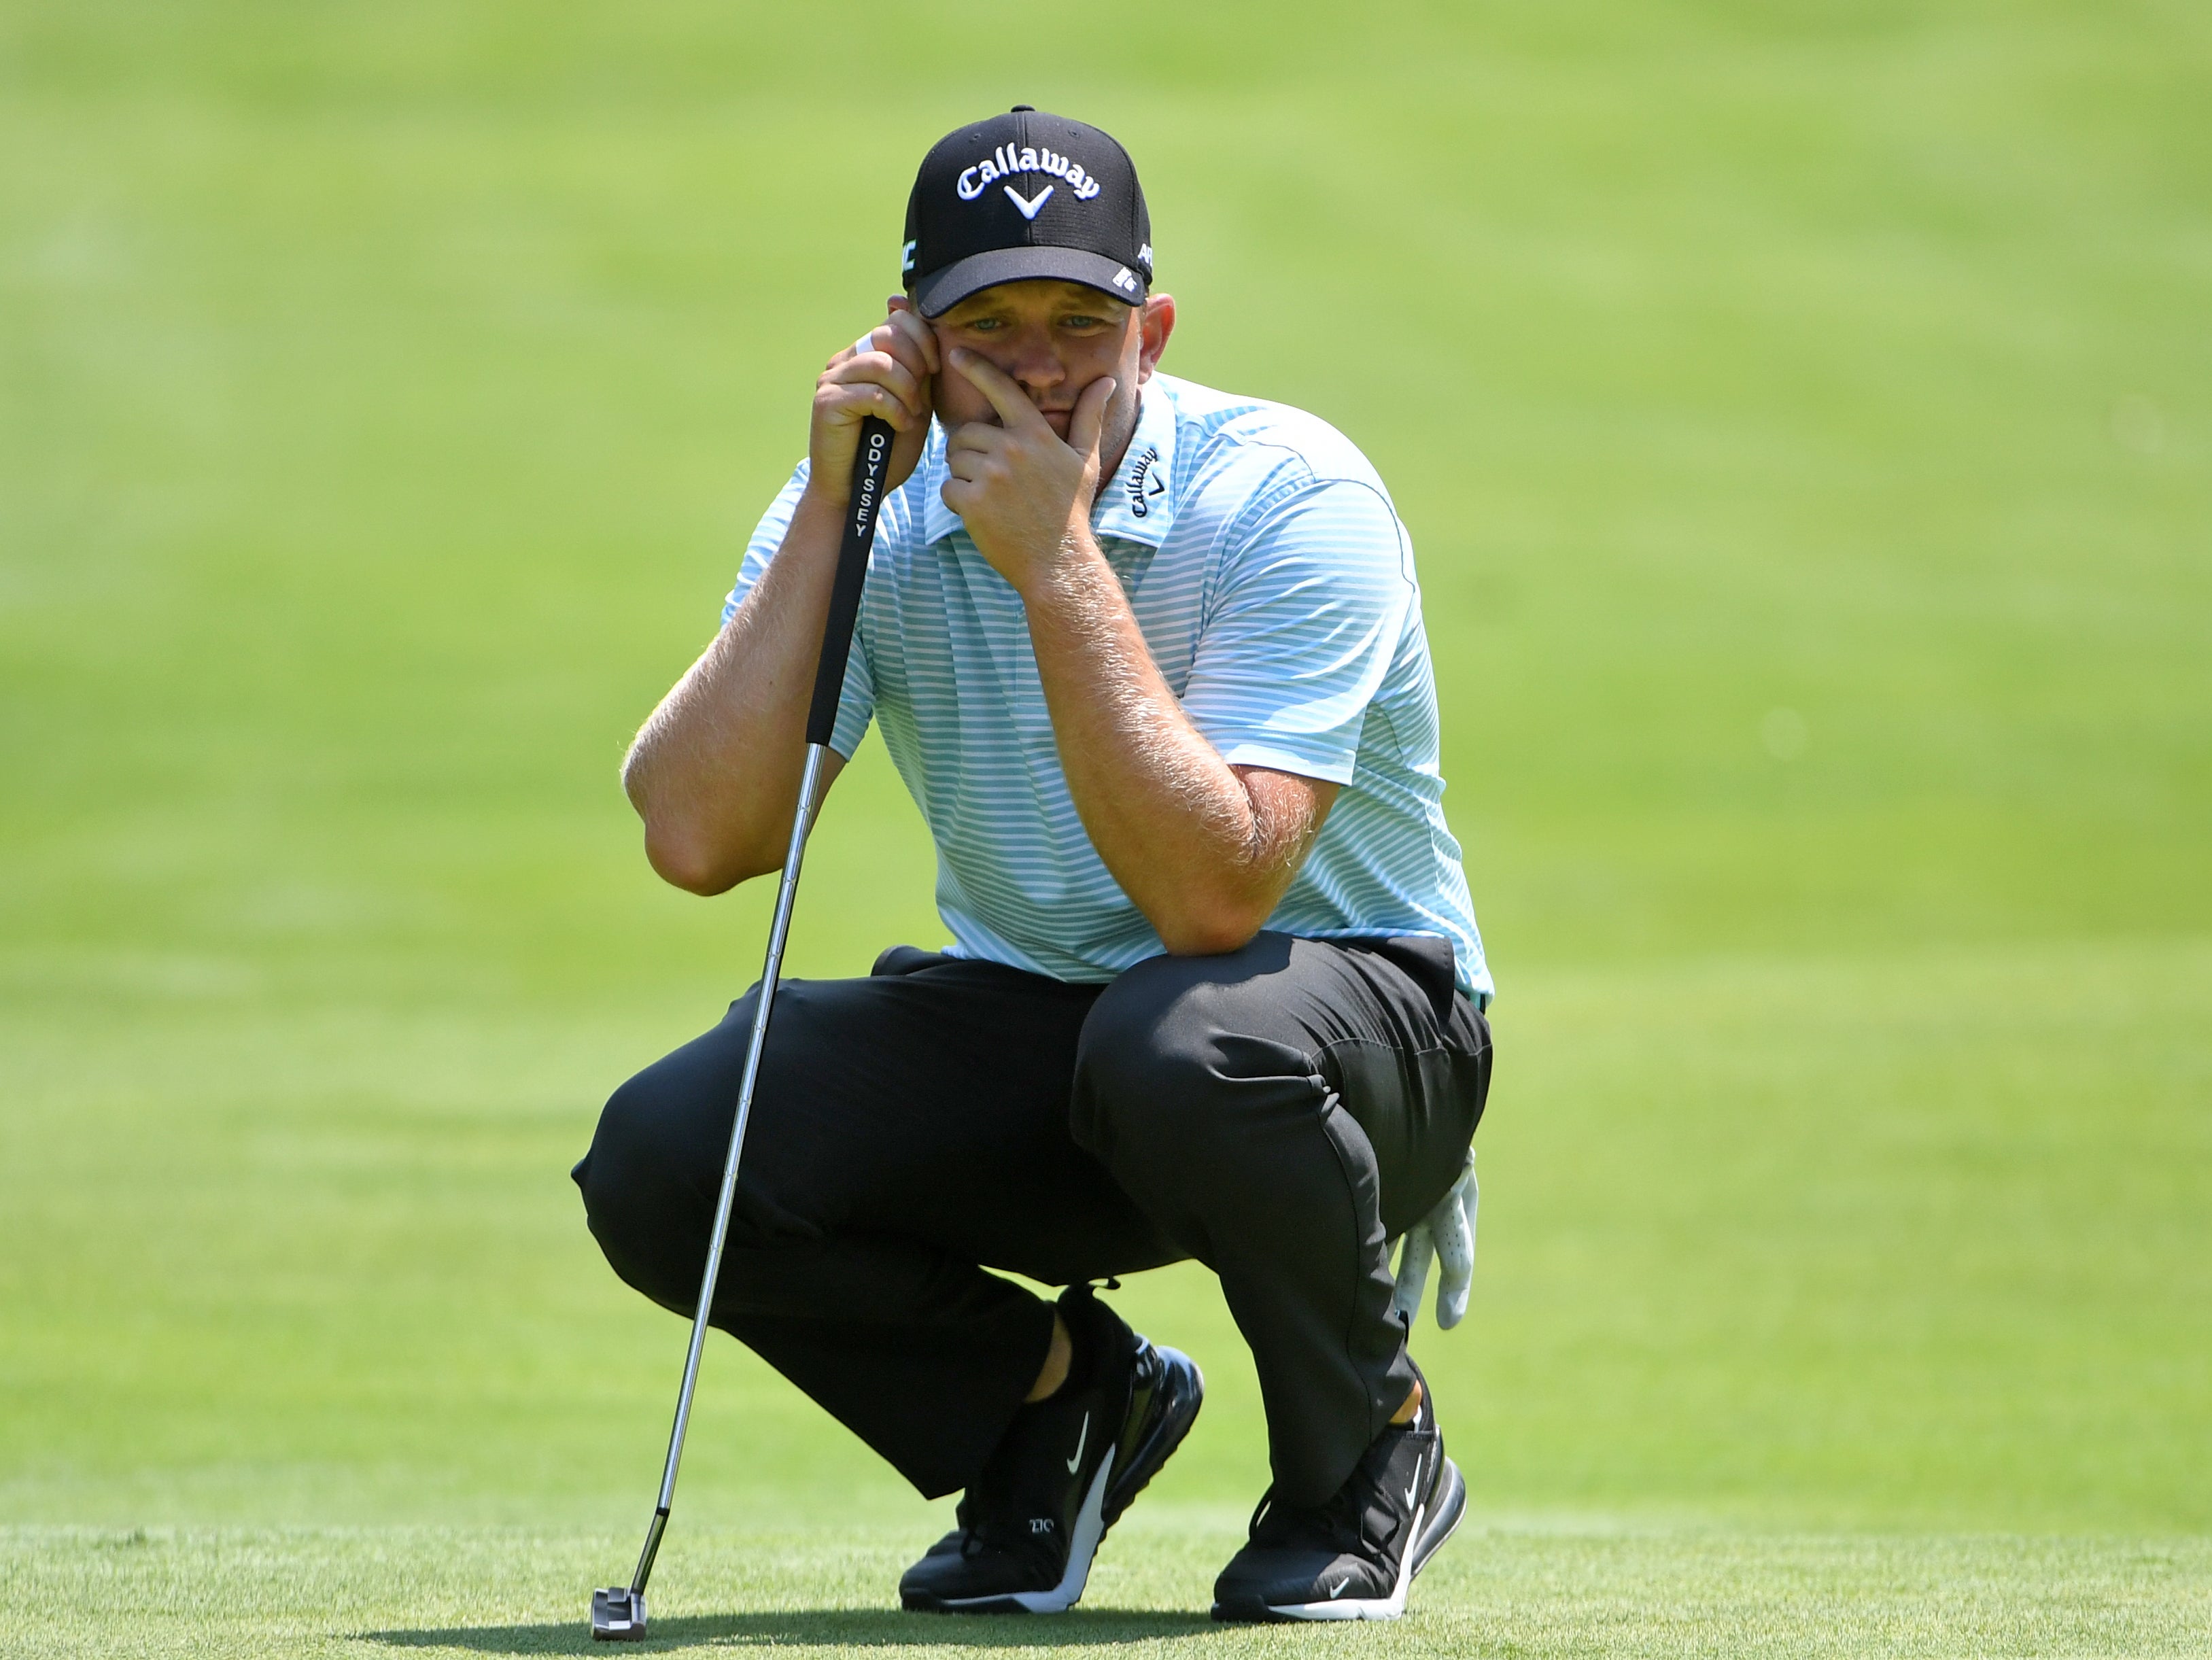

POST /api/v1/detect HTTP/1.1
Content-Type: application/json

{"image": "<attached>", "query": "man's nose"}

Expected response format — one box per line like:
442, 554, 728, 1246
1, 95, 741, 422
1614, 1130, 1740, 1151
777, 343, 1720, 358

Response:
1008, 329, 1065, 395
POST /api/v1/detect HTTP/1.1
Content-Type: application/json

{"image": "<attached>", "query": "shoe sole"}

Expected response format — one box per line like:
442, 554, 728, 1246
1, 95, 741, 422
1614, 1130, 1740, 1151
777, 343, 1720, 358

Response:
1211, 1456, 1467, 1623
905, 1344, 1205, 1616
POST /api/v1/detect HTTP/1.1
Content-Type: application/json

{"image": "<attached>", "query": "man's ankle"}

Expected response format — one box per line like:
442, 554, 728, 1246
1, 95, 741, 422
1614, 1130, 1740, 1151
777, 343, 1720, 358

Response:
1389, 1378, 1423, 1426
1025, 1313, 1073, 1403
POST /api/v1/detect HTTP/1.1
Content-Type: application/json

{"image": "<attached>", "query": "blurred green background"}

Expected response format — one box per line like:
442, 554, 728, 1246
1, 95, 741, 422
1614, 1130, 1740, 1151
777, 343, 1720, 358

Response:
3, 0, 2209, 1648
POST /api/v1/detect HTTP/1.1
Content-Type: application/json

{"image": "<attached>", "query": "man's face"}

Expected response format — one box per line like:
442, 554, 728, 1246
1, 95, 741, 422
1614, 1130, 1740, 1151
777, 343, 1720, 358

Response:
924, 279, 1174, 471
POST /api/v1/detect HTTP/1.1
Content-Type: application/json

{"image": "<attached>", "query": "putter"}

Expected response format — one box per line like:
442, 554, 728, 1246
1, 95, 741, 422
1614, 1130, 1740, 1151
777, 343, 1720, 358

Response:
592, 415, 895, 1643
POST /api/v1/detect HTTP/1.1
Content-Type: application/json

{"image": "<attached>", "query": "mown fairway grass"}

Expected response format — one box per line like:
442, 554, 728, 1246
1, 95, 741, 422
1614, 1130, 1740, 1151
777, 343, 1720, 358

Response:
9, 1525, 2212, 1657
3, 1, 2208, 1654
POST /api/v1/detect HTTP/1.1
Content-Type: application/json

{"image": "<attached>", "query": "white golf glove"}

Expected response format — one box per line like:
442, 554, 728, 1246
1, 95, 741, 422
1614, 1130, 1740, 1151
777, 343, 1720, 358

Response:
1390, 1146, 1478, 1330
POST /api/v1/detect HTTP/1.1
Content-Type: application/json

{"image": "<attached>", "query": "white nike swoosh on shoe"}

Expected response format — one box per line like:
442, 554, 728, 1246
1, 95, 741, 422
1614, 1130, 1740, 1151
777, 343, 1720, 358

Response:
1066, 1412, 1089, 1474
1268, 1500, 1428, 1622
1324, 1575, 1351, 1597
966, 1448, 1115, 1614
1003, 183, 1054, 219
1402, 1455, 1422, 1510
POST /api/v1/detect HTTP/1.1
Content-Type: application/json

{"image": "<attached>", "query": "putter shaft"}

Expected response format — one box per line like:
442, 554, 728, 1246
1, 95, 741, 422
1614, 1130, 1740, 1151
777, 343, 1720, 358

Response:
606, 415, 891, 1622
628, 741, 826, 1597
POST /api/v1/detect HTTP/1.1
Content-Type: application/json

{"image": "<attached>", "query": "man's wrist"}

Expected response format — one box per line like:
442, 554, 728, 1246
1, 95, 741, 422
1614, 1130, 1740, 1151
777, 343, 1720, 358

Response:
797, 476, 850, 519
1012, 523, 1108, 610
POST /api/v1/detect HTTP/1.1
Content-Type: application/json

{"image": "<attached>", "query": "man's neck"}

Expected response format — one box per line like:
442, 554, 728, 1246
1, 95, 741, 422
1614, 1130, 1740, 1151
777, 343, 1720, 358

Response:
1092, 394, 1142, 502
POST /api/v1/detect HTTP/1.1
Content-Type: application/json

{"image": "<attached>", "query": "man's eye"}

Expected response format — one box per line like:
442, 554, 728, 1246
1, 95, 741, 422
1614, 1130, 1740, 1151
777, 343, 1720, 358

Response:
1061, 316, 1105, 330
967, 317, 1005, 332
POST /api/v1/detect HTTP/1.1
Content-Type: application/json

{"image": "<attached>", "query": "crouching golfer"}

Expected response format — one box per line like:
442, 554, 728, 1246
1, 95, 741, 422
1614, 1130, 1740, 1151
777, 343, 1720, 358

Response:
574, 108, 1494, 1623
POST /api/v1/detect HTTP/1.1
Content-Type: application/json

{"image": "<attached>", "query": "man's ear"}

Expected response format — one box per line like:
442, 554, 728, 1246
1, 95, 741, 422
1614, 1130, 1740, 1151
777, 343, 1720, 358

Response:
1136, 294, 1175, 383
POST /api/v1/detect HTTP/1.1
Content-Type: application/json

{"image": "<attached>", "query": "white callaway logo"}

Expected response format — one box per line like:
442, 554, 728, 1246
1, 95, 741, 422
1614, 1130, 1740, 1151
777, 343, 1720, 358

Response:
957, 144, 1103, 203
1004, 183, 1053, 220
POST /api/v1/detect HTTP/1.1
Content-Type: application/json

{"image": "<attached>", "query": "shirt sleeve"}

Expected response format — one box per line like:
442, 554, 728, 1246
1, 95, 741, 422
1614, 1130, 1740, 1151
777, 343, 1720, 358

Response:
1179, 477, 1415, 786
721, 458, 877, 761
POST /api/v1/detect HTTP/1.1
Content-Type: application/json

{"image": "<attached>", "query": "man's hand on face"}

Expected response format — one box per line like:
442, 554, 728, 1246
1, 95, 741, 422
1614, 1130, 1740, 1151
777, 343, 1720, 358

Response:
808, 298, 937, 508
939, 348, 1118, 598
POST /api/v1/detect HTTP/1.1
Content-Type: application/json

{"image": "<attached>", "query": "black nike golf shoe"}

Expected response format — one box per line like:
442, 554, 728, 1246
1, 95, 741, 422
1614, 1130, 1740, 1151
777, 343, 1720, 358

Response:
1211, 1362, 1465, 1622
899, 1283, 1203, 1614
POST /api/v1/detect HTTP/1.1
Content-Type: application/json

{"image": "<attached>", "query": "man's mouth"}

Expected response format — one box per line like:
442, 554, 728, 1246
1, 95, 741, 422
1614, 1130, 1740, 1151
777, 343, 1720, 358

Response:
973, 405, 1076, 434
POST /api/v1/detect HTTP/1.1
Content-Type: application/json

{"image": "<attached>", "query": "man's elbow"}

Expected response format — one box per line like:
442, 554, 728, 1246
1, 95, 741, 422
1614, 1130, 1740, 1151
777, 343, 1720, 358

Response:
1156, 896, 1272, 958
640, 819, 764, 897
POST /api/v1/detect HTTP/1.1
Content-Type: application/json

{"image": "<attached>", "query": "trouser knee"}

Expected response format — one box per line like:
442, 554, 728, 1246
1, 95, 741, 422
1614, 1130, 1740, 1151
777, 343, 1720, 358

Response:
572, 1069, 715, 1317
574, 1043, 849, 1326
1070, 951, 1322, 1215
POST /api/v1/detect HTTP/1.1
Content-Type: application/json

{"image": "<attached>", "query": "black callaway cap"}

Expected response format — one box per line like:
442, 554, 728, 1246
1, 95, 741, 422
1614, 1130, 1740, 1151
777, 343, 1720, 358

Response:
903, 107, 1152, 318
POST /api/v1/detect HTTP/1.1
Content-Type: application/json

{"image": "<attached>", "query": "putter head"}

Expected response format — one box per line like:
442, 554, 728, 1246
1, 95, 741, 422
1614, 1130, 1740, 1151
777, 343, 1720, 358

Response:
590, 1587, 647, 1642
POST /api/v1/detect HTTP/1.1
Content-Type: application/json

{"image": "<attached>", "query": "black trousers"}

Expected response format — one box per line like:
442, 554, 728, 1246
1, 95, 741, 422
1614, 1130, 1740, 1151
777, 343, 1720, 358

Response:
573, 931, 1491, 1507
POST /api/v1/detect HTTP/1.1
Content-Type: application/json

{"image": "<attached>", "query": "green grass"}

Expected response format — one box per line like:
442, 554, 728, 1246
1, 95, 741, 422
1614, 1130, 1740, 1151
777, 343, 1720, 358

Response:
9, 1525, 2212, 1657
3, 0, 2209, 1653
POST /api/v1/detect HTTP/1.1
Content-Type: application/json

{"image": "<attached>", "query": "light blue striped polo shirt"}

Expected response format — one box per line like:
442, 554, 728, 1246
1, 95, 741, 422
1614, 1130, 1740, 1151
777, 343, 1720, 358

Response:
725, 371, 1491, 1003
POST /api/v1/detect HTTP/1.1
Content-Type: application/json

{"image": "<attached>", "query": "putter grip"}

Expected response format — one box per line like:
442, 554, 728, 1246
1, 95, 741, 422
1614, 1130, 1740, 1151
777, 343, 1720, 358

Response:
805, 416, 893, 748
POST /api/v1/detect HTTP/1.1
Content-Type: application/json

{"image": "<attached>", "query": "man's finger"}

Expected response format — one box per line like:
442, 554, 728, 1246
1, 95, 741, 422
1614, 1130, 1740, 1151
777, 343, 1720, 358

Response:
948, 348, 1049, 432
1069, 375, 1117, 462
863, 311, 937, 388
944, 446, 993, 483
886, 299, 942, 375
851, 331, 929, 395
944, 421, 1005, 457
1431, 1192, 1474, 1330
831, 352, 926, 421
824, 377, 922, 432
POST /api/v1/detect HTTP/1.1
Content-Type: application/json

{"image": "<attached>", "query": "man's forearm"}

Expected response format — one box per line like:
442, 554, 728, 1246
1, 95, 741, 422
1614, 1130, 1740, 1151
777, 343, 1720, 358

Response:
623, 302, 934, 893
1021, 536, 1323, 954
931, 341, 1330, 950
622, 487, 849, 893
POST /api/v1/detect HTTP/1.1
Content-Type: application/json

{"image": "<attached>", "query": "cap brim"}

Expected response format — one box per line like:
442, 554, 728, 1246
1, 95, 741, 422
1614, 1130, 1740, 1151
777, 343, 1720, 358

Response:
911, 247, 1147, 318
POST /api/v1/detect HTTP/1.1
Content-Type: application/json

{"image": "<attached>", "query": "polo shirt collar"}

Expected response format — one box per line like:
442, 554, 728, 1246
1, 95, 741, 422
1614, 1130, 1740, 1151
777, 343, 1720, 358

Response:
917, 379, 1180, 551
1089, 381, 1179, 547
